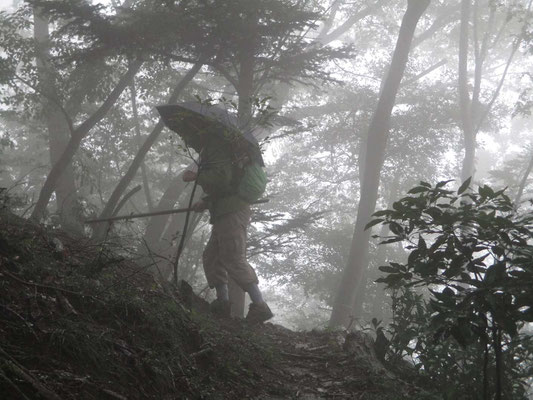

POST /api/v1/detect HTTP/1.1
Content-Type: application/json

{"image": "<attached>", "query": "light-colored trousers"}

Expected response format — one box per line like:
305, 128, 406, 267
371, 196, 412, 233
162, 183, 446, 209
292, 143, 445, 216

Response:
202, 206, 258, 289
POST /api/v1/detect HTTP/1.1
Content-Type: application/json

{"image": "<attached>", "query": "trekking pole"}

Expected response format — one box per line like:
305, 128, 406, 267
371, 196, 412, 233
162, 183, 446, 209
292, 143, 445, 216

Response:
84, 198, 269, 224
172, 177, 199, 286
84, 207, 196, 224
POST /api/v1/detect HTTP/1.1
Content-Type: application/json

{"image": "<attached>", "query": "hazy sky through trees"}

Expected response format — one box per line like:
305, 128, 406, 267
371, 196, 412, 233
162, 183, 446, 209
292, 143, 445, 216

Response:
1, 0, 532, 333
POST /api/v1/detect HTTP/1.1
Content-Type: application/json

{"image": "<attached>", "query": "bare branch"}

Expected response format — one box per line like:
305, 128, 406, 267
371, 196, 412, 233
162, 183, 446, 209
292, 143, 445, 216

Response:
402, 58, 447, 87
31, 60, 142, 222
317, 0, 387, 46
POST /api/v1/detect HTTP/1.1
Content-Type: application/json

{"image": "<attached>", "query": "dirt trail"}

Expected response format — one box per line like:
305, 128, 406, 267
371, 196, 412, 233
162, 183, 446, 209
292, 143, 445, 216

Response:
260, 326, 380, 399
212, 317, 419, 400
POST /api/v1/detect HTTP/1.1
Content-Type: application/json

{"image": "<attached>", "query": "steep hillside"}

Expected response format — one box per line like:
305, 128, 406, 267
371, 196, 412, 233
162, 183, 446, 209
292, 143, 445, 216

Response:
0, 210, 432, 399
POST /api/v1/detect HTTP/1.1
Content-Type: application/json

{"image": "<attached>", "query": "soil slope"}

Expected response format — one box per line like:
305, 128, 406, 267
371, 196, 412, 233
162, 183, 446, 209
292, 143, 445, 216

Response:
0, 210, 430, 399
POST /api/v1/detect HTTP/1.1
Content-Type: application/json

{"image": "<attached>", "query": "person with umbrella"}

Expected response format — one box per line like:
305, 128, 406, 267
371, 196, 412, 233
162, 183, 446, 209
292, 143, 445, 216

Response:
158, 102, 273, 323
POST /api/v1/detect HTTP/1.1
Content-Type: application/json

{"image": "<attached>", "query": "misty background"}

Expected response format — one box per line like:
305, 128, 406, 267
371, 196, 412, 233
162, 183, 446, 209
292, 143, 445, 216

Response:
1, 0, 532, 327
1, 1, 533, 396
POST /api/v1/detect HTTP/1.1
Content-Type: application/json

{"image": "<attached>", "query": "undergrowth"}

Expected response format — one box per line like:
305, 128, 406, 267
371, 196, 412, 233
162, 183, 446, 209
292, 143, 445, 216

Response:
0, 210, 270, 399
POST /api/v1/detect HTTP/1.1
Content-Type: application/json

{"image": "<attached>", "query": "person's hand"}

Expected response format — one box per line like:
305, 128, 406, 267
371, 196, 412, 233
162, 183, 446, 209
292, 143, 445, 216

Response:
182, 170, 198, 182
192, 200, 207, 212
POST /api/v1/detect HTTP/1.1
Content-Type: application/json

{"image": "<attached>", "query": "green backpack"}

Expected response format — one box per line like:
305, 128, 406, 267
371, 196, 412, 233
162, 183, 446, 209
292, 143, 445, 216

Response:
236, 162, 267, 203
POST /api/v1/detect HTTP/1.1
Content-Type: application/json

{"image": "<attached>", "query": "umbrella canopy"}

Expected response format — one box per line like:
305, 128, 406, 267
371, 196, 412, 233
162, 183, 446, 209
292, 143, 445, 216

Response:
156, 102, 265, 166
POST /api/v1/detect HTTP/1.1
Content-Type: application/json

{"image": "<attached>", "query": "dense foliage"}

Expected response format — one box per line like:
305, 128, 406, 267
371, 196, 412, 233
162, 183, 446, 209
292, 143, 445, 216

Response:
372, 181, 533, 399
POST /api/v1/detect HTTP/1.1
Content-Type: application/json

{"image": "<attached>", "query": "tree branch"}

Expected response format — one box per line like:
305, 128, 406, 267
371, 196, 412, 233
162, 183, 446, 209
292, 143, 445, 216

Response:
475, 0, 533, 133
74, 60, 142, 137
412, 4, 459, 48
401, 58, 447, 87
12, 73, 75, 135
317, 0, 387, 46
211, 64, 239, 90
91, 61, 203, 241
30, 60, 142, 222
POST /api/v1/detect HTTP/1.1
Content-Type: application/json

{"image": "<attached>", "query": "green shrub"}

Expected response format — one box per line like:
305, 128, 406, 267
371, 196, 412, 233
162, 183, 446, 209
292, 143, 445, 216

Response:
371, 180, 533, 399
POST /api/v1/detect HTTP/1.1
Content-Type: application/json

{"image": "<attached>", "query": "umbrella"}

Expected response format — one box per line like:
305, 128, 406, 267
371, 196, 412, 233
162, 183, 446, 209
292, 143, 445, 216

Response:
156, 102, 265, 166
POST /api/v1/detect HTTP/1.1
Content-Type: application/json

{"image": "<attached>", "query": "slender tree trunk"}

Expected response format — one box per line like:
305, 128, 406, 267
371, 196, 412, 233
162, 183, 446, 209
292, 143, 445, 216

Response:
352, 173, 400, 320
158, 203, 204, 280
459, 1, 532, 183
139, 174, 205, 281
514, 151, 533, 208
31, 61, 142, 222
33, 9, 83, 235
138, 177, 189, 279
228, 14, 258, 319
91, 62, 202, 241
483, 339, 489, 400
458, 0, 476, 183
329, 0, 430, 328
143, 176, 188, 251
130, 80, 154, 212
492, 325, 503, 400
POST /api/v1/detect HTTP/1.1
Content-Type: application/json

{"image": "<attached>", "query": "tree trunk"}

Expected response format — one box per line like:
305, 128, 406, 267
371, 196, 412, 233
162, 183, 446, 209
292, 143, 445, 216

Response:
492, 325, 503, 400
352, 173, 400, 320
31, 61, 142, 223
143, 175, 188, 252
156, 198, 204, 280
458, 0, 476, 183
33, 8, 83, 235
130, 80, 154, 212
91, 62, 202, 241
458, 0, 533, 182
139, 174, 205, 282
228, 12, 258, 319
329, 0, 430, 328
515, 151, 533, 208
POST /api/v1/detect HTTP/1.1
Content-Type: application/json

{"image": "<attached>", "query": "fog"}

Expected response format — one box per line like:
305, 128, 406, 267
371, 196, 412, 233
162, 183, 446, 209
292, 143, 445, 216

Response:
1, 0, 533, 397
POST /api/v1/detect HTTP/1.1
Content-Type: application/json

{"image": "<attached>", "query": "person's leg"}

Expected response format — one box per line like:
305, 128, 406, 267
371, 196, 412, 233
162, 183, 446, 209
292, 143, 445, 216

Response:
245, 282, 264, 304
203, 229, 231, 316
216, 208, 260, 295
215, 282, 229, 301
216, 208, 273, 323
202, 230, 228, 290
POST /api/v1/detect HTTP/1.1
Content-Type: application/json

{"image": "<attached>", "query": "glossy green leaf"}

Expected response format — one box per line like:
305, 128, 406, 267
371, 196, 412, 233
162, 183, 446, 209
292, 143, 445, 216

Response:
457, 177, 471, 194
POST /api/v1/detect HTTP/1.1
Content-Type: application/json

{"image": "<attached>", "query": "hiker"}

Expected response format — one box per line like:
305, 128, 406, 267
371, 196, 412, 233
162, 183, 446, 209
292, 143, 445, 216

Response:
179, 126, 274, 324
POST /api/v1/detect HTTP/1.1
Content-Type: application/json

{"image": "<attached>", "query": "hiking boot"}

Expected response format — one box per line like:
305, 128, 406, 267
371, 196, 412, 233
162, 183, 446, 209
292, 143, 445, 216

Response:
209, 298, 231, 318
245, 302, 274, 324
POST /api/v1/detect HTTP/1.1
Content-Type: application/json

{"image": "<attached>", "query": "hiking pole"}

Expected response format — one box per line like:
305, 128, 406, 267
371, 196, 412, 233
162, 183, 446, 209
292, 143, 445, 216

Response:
85, 207, 197, 224
172, 177, 199, 286
84, 198, 269, 224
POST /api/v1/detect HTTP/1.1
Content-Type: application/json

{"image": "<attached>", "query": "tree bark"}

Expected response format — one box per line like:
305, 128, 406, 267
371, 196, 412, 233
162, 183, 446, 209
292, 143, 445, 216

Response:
458, 0, 476, 183
31, 61, 142, 223
91, 61, 202, 241
33, 8, 83, 235
351, 173, 400, 320
143, 175, 188, 252
229, 13, 258, 318
329, 0, 430, 328
515, 151, 533, 208
130, 80, 154, 212
158, 192, 204, 280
